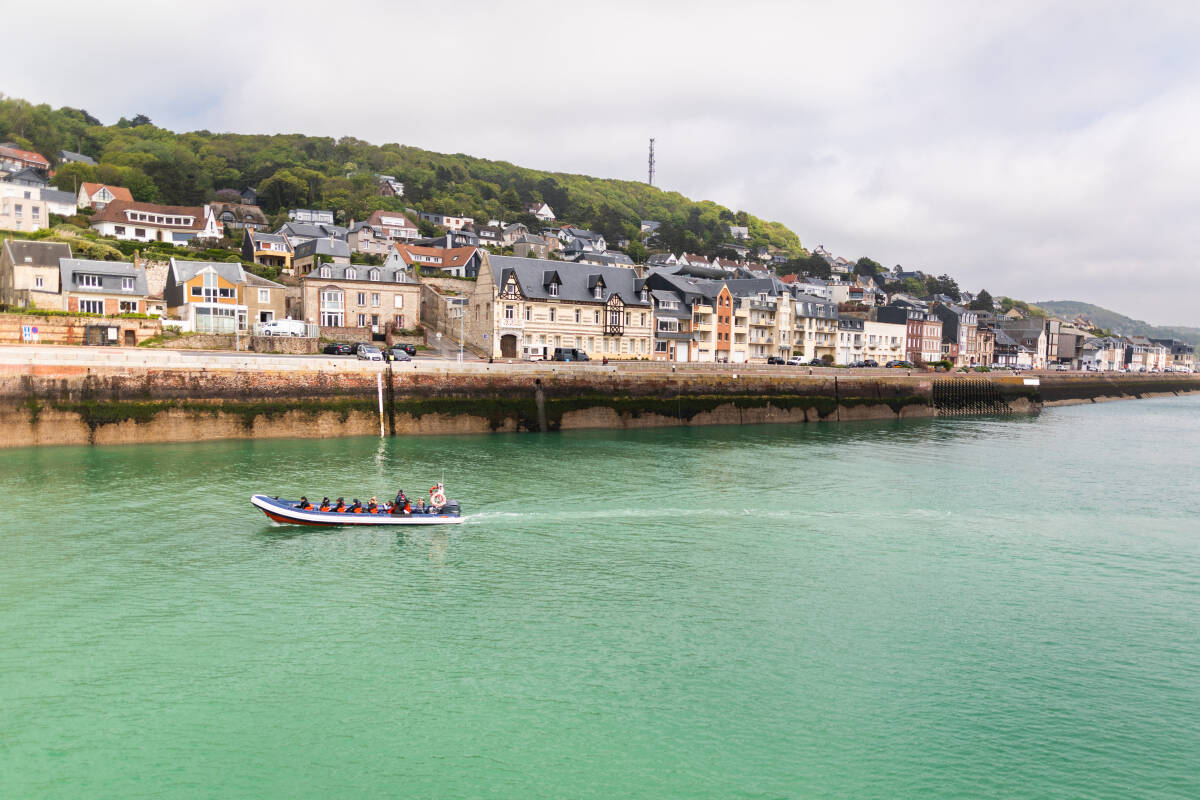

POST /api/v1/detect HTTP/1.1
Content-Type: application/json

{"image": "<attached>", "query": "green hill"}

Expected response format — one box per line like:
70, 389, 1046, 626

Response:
1038, 300, 1200, 345
0, 95, 804, 261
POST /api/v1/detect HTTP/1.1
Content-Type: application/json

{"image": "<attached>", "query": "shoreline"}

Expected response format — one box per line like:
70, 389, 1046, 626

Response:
2, 356, 1196, 448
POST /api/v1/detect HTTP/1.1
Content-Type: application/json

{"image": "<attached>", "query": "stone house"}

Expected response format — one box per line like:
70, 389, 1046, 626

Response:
0, 239, 72, 308
59, 258, 149, 315
299, 262, 421, 334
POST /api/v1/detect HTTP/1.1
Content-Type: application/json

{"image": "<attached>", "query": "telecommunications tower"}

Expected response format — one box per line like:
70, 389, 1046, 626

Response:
648, 138, 655, 187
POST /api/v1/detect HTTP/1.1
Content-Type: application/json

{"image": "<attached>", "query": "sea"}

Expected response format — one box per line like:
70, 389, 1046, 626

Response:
1, 395, 1198, 799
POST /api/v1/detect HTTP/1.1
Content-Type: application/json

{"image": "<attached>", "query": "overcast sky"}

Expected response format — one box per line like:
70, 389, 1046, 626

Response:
8, 1, 1198, 325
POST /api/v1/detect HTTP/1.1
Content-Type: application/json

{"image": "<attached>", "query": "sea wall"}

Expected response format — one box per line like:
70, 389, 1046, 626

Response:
0, 363, 1196, 448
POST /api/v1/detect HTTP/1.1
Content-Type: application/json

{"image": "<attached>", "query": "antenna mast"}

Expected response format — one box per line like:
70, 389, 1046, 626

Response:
648, 138, 655, 187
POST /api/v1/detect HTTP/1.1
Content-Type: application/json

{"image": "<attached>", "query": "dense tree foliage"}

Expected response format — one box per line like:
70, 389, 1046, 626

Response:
0, 96, 804, 258
969, 289, 994, 311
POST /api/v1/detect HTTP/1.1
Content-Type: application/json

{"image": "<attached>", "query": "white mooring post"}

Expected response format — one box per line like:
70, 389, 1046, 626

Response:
377, 371, 385, 437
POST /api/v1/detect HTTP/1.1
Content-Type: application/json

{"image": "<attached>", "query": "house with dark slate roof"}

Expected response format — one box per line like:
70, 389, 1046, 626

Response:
59, 258, 149, 316
0, 239, 72, 308
466, 254, 653, 360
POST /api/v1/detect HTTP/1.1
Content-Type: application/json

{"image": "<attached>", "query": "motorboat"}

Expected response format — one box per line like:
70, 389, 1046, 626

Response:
251, 485, 463, 526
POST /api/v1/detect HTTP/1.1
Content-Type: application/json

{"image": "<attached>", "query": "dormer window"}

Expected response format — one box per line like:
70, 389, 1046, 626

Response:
548, 282, 559, 297
319, 266, 332, 278
640, 288, 649, 303
369, 269, 380, 281
345, 268, 356, 280
593, 285, 603, 300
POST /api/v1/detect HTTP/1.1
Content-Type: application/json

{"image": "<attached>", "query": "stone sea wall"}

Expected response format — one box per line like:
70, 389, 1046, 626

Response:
0, 363, 1195, 448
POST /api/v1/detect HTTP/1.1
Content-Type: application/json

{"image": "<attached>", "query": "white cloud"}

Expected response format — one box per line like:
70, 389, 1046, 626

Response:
7, 0, 1199, 324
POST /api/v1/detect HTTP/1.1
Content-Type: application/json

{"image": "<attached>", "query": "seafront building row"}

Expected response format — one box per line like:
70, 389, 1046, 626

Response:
2, 236, 1193, 372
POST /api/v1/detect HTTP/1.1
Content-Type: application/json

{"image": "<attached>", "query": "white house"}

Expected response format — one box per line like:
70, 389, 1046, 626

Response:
77, 182, 133, 210
90, 200, 222, 244
526, 202, 555, 222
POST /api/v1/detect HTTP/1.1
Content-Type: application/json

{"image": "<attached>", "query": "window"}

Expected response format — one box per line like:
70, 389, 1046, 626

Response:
122, 277, 135, 291
640, 313, 646, 327
394, 315, 405, 328
191, 286, 202, 297
525, 306, 531, 320
259, 288, 270, 303
345, 268, 357, 280
134, 228, 146, 238
371, 293, 380, 307
370, 269, 380, 281
594, 310, 600, 323
548, 282, 559, 297
13, 204, 22, 216
393, 294, 404, 309
32, 207, 40, 219
320, 267, 332, 278
593, 285, 603, 299
114, 226, 125, 235
80, 274, 102, 288
549, 308, 556, 322
119, 300, 138, 313
218, 288, 234, 298
505, 305, 515, 320
79, 299, 104, 314
35, 276, 44, 289
357, 314, 367, 327
357, 292, 366, 306
574, 308, 580, 323
641, 289, 648, 302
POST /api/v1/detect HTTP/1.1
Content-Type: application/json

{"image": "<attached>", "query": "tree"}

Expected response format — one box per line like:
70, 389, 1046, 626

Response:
625, 241, 647, 264
969, 289, 994, 311
854, 257, 883, 278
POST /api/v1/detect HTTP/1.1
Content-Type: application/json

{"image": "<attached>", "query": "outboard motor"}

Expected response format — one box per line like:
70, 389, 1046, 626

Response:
442, 500, 461, 516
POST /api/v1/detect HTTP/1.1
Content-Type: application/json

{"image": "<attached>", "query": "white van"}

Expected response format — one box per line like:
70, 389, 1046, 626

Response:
260, 318, 309, 337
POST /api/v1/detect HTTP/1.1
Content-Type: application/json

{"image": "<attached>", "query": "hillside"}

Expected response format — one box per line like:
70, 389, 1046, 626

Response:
0, 95, 804, 260
1038, 300, 1200, 345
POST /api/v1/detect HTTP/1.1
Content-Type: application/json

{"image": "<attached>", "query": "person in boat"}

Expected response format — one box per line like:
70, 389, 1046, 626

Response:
298, 496, 313, 510
334, 497, 346, 512
367, 497, 379, 514
415, 497, 426, 514
319, 497, 331, 512
394, 490, 411, 515
349, 499, 363, 513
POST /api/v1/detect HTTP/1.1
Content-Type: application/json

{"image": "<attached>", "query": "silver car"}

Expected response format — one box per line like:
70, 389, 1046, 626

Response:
356, 344, 383, 361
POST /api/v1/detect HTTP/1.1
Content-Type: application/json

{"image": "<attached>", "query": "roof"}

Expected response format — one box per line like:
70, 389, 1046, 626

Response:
42, 188, 76, 206
80, 183, 134, 203
294, 237, 351, 259
210, 202, 268, 225
60, 258, 148, 296
302, 263, 417, 284
392, 243, 478, 269
169, 258, 245, 285
489, 255, 650, 306
91, 200, 208, 231
0, 144, 50, 167
59, 150, 97, 165
366, 210, 415, 228
248, 231, 292, 249
4, 239, 72, 267
242, 271, 286, 289
2, 166, 49, 185
277, 221, 348, 240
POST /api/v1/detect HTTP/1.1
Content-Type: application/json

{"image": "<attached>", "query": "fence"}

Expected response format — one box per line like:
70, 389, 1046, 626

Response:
251, 320, 320, 338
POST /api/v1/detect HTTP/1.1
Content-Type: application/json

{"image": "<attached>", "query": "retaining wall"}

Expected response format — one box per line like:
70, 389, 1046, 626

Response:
0, 363, 1196, 448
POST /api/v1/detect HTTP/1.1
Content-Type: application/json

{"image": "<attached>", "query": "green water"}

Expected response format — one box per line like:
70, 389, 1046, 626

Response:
2, 398, 1199, 799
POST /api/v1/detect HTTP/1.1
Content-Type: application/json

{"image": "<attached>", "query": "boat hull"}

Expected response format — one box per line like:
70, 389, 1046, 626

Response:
251, 494, 465, 526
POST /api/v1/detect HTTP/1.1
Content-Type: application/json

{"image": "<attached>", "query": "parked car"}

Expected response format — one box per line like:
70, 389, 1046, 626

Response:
885, 360, 914, 368
356, 344, 383, 361
322, 342, 353, 355
1051, 363, 1071, 371
766, 356, 786, 365
807, 358, 825, 366
387, 346, 412, 362
260, 318, 308, 337
394, 343, 417, 356
863, 359, 880, 368
786, 357, 805, 366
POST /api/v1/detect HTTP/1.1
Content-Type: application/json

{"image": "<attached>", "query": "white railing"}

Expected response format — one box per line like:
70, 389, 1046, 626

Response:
252, 321, 321, 338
